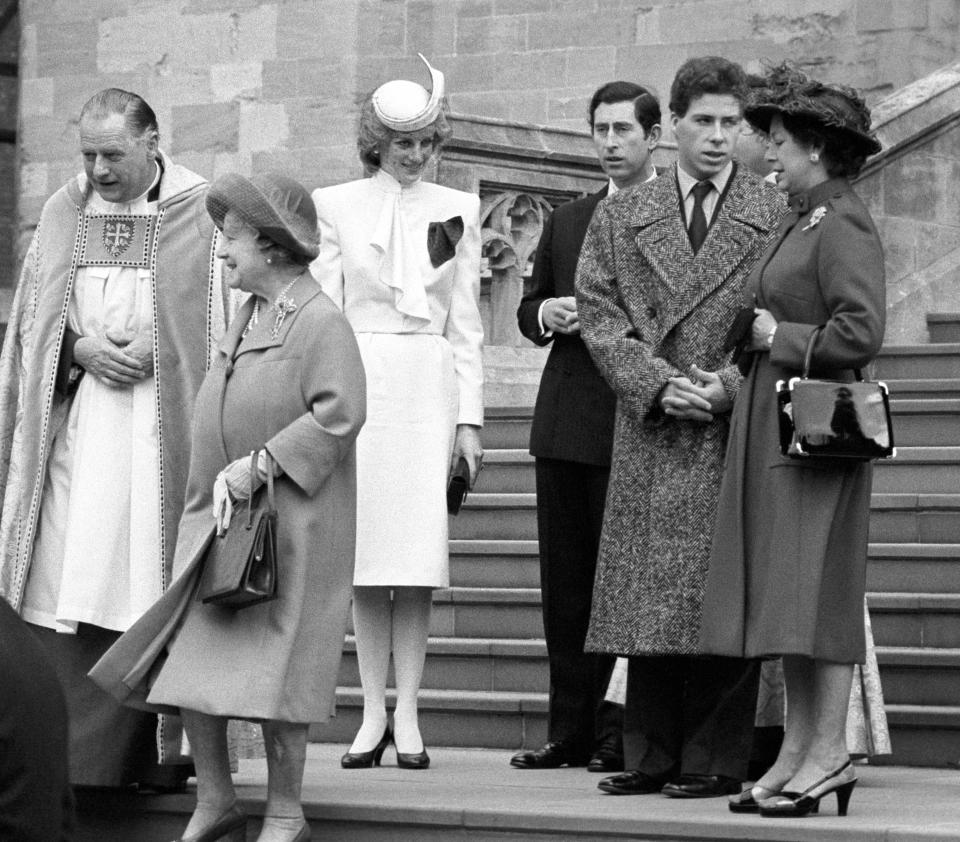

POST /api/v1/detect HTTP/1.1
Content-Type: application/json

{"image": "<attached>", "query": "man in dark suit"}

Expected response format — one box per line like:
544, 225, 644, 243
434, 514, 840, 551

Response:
511, 82, 661, 772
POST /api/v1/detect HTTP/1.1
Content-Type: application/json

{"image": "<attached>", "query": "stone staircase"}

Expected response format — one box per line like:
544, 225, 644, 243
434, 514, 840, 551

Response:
312, 315, 960, 768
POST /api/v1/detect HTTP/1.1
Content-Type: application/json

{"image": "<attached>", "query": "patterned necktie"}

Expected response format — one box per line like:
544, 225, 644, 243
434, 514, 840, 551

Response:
688, 180, 713, 254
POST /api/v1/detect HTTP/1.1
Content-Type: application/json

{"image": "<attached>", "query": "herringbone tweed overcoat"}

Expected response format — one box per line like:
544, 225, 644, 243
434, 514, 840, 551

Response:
576, 165, 785, 656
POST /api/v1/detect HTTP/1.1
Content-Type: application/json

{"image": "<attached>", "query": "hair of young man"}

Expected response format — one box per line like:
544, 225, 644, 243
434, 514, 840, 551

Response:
588, 81, 661, 135
79, 88, 159, 137
668, 57, 748, 118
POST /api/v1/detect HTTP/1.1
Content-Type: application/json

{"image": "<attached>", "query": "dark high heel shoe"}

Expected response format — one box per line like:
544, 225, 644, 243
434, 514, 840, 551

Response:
340, 726, 392, 769
396, 748, 430, 770
172, 803, 247, 842
759, 761, 856, 818
728, 784, 780, 814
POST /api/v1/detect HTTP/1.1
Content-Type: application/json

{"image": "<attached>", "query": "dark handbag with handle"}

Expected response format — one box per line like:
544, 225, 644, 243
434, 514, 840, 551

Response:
198, 450, 278, 609
776, 328, 895, 462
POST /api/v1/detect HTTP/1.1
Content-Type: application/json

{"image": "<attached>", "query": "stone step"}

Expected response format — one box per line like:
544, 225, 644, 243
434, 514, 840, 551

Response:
73, 748, 960, 841
479, 393, 960, 447
430, 585, 543, 639
449, 538, 540, 588
309, 687, 548, 750
875, 646, 960, 706
927, 312, 960, 343
337, 636, 548, 695
873, 343, 960, 380
869, 494, 960, 543
888, 398, 960, 446
480, 406, 533, 450
451, 493, 538, 541
868, 592, 960, 648
862, 447, 960, 494
878, 704, 960, 767
479, 447, 960, 496
885, 377, 960, 399
478, 449, 535, 493
885, 378, 960, 399
457, 492, 960, 545
866, 543, 960, 593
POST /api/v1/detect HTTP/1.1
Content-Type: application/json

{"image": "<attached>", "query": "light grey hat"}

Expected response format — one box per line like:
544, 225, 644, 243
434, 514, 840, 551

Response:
371, 53, 445, 132
206, 171, 320, 260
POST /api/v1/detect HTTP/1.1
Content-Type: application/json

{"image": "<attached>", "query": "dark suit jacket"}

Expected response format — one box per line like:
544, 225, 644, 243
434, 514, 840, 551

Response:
517, 188, 616, 466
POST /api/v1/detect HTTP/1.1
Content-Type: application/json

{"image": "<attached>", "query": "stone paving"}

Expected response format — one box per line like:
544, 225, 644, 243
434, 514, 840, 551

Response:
225, 743, 960, 841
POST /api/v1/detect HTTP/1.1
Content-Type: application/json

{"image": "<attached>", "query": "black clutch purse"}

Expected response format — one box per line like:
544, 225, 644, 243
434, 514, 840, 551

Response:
198, 451, 278, 609
776, 329, 895, 463
447, 456, 471, 515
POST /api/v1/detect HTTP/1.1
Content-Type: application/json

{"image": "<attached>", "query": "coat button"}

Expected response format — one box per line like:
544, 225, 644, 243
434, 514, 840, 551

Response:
645, 305, 658, 318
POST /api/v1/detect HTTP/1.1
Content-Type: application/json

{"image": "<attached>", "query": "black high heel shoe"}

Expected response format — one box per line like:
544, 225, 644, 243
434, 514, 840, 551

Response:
759, 761, 856, 818
728, 784, 780, 814
396, 748, 430, 770
172, 803, 247, 842
340, 726, 392, 769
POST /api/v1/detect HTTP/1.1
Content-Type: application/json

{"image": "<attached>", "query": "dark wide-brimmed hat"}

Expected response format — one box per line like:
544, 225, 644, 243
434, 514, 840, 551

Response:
206, 172, 320, 260
745, 64, 882, 157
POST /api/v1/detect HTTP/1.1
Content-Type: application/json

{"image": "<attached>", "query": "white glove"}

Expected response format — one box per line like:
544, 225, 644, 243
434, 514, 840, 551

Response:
220, 453, 264, 502
212, 474, 233, 535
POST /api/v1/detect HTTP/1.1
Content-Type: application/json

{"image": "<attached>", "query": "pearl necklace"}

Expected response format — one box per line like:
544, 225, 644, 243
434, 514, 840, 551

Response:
241, 272, 304, 340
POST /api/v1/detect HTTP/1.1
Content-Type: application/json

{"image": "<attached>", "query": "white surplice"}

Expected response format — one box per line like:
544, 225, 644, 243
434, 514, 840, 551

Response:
22, 173, 163, 633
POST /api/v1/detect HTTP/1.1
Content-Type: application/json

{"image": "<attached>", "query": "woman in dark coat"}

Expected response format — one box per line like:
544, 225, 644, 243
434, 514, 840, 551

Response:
91, 172, 366, 842
699, 68, 885, 818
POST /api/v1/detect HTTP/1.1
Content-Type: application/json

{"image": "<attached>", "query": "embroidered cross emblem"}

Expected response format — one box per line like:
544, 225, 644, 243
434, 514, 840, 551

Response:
102, 219, 134, 257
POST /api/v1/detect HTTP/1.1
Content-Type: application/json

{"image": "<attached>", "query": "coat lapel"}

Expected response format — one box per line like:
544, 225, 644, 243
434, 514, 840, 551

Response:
630, 168, 779, 342
219, 275, 322, 361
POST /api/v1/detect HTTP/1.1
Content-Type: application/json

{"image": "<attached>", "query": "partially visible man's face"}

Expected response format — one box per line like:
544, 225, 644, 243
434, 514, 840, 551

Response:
671, 93, 742, 181
592, 100, 658, 190
79, 112, 158, 204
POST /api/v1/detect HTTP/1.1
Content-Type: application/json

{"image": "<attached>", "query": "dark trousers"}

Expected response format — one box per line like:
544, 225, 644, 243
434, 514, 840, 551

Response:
535, 456, 621, 754
623, 654, 760, 780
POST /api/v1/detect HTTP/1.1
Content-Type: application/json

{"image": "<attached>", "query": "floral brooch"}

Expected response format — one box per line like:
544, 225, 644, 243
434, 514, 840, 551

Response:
802, 205, 828, 231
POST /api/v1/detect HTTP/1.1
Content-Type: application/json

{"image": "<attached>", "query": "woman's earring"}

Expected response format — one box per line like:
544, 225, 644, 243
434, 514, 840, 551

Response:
266, 257, 273, 265
810, 152, 820, 162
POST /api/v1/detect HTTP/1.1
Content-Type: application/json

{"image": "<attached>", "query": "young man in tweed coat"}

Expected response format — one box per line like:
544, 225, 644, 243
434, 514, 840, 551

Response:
575, 57, 785, 798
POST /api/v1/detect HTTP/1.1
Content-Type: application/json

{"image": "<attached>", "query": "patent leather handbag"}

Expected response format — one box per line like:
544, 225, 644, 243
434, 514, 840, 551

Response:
776, 329, 895, 462
198, 450, 278, 609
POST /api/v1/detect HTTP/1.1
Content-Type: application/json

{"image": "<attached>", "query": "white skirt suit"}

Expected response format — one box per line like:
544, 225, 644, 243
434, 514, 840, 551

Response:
311, 169, 484, 588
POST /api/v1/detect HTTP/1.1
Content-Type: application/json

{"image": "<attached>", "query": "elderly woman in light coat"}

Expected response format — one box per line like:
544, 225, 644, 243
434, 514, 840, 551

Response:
311, 55, 483, 770
92, 172, 366, 842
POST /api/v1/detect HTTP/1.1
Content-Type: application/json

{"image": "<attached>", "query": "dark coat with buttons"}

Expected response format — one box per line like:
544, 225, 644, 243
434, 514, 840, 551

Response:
517, 188, 616, 466
700, 178, 885, 663
576, 165, 784, 655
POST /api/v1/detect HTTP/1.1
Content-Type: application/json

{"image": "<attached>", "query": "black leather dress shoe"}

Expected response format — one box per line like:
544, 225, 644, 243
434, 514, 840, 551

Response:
587, 749, 625, 773
509, 741, 588, 769
597, 770, 667, 795
661, 774, 742, 798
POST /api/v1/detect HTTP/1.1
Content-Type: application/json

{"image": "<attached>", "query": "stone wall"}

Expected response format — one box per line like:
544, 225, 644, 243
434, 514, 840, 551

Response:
12, 0, 960, 348
17, 0, 957, 230
859, 61, 960, 344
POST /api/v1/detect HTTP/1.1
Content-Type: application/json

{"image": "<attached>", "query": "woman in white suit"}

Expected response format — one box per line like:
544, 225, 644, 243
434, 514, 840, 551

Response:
311, 55, 483, 769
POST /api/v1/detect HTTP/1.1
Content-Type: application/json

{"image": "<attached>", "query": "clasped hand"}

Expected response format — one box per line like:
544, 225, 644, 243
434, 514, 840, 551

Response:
73, 332, 154, 386
660, 365, 731, 422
